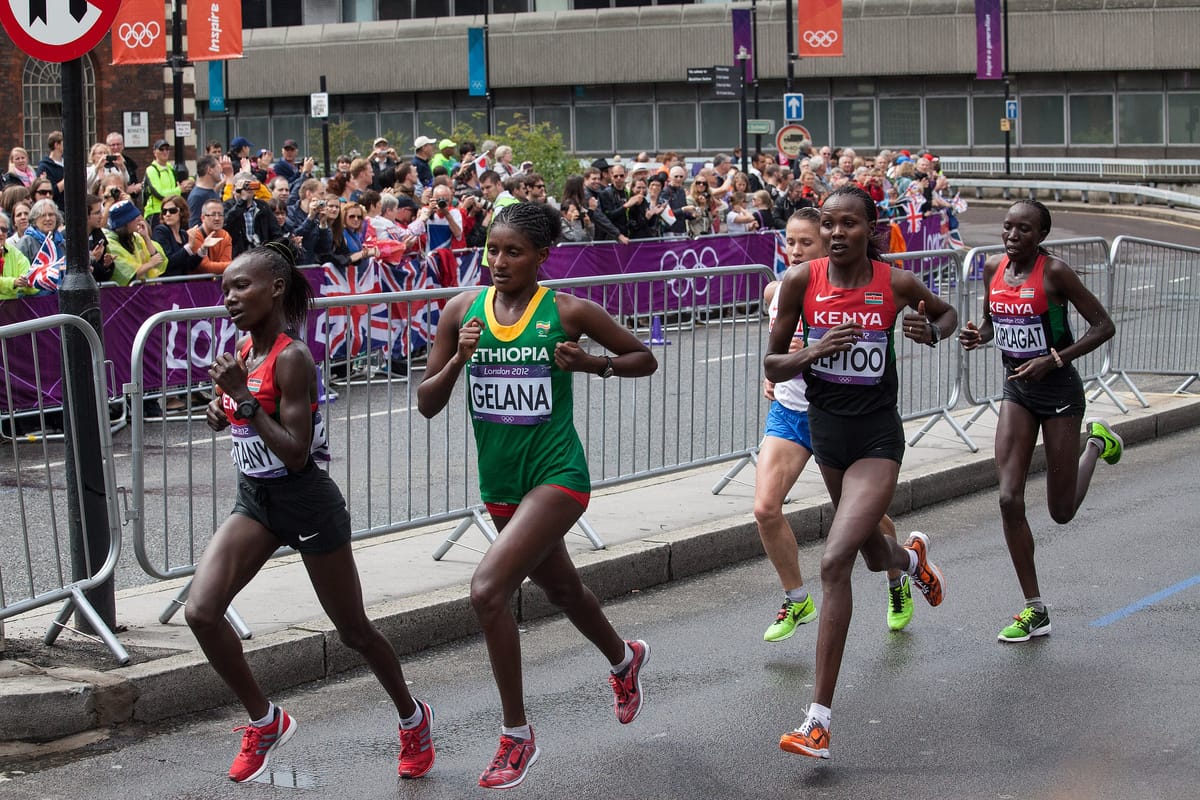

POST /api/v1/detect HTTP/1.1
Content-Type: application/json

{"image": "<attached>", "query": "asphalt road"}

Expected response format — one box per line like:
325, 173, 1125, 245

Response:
2, 429, 1197, 799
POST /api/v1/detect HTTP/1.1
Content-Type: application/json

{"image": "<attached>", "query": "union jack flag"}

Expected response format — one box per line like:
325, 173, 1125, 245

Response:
25, 234, 64, 293
772, 231, 789, 277
321, 259, 392, 360
458, 248, 485, 286
378, 254, 440, 357
905, 200, 924, 234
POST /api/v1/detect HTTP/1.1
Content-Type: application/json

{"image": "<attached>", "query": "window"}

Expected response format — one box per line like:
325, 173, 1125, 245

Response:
1118, 94, 1163, 144
700, 101, 738, 150
1020, 96, 1064, 145
339, 112, 377, 153
243, 0, 267, 28
414, 0, 450, 17
925, 97, 968, 146
575, 106, 613, 153
23, 57, 96, 161
657, 103, 697, 151
1168, 93, 1200, 144
379, 0, 413, 18
972, 96, 1005, 146
417, 111, 454, 139
271, 0, 302, 25
615, 103, 653, 153
801, 98, 830, 147
304, 0, 341, 24
272, 116, 306, 153
878, 98, 921, 148
1069, 95, 1114, 145
495, 108, 531, 134
533, 106, 572, 145
380, 111, 415, 151
237, 118, 272, 155
833, 98, 875, 150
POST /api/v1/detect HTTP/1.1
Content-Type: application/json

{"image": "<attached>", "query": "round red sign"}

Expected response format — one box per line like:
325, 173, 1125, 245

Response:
0, 0, 122, 63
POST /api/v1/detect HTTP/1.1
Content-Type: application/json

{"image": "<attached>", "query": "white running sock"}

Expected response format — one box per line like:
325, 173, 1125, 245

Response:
611, 642, 634, 674
888, 575, 904, 589
1025, 596, 1046, 613
785, 587, 810, 604
502, 724, 532, 740
807, 703, 832, 728
399, 700, 424, 730
905, 549, 919, 574
251, 703, 276, 728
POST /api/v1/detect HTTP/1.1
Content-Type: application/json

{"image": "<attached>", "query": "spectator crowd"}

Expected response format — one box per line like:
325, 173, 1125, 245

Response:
1, 128, 966, 302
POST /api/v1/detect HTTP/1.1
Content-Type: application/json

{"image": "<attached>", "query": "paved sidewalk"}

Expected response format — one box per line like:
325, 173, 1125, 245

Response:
1, 390, 1197, 746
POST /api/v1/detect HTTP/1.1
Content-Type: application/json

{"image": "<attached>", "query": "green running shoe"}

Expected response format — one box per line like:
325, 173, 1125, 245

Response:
1085, 417, 1123, 465
998, 606, 1051, 643
886, 575, 915, 631
763, 595, 818, 642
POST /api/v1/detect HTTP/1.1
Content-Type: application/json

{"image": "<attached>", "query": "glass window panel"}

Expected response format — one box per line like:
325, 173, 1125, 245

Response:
1020, 95, 1064, 145
878, 98, 920, 148
244, 0, 267, 28
379, 0, 412, 19
615, 103, 654, 153
457, 0, 487, 13
342, 0, 373, 22
494, 108, 531, 134
339, 112, 377, 155
801, 98, 830, 148
414, 0, 449, 17
1118, 94, 1163, 144
658, 103, 697, 151
700, 101, 739, 150
833, 98, 875, 150
417, 111, 454, 139
575, 106, 613, 153
972, 95, 1005, 145
493, 0, 529, 12
237, 118, 271, 154
304, 0, 341, 24
533, 106, 572, 146
272, 116, 306, 153
270, 0, 302, 25
380, 111, 415, 152
1069, 95, 1113, 145
925, 96, 968, 146
574, 0, 610, 8
1168, 93, 1200, 144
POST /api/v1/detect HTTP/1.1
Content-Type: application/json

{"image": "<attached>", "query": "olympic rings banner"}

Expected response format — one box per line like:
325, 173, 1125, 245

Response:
798, 0, 844, 58
111, 0, 166, 65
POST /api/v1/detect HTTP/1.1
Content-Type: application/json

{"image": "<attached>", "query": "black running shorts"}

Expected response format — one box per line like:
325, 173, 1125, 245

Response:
1002, 365, 1086, 421
231, 460, 352, 555
807, 403, 906, 471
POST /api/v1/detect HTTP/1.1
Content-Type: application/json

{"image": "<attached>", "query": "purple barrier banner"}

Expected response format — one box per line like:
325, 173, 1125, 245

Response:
975, 0, 1003, 80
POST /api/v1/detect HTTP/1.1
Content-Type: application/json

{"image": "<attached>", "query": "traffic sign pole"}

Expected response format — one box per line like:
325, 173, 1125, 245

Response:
320, 75, 331, 177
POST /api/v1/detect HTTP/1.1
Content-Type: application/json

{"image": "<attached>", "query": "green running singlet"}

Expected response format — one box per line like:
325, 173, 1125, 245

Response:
465, 286, 590, 505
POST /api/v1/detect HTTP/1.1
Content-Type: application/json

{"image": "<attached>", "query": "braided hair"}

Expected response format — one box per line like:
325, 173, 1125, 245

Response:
492, 201, 562, 251
255, 240, 311, 333
1011, 198, 1052, 236
823, 184, 886, 261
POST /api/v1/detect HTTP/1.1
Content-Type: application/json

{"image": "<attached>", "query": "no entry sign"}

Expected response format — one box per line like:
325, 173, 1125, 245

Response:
0, 0, 122, 62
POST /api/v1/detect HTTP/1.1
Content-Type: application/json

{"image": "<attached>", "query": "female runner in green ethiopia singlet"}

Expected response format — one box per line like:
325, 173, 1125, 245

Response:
418, 203, 657, 790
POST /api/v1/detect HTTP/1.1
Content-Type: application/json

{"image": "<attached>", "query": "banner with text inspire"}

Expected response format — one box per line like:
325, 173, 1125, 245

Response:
111, 0, 167, 65
188, 0, 243, 62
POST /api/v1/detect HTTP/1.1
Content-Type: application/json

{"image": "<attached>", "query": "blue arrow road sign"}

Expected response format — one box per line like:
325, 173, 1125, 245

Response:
1006, 99, 1018, 120
784, 93, 804, 122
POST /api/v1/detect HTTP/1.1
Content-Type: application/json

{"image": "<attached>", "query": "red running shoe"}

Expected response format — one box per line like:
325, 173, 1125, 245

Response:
779, 713, 831, 759
479, 730, 540, 789
228, 708, 297, 783
609, 639, 651, 724
905, 531, 945, 607
398, 700, 435, 779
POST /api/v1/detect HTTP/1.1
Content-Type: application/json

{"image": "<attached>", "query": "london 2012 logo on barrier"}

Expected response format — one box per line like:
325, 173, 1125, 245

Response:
803, 30, 839, 49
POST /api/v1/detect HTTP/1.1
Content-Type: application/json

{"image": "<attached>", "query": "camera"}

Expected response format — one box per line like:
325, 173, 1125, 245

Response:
313, 199, 326, 208
107, 187, 120, 199
104, 154, 117, 167
436, 198, 448, 210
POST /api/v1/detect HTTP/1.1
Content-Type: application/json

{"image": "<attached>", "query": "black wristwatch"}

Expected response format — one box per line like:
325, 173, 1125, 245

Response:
234, 397, 261, 420
598, 356, 615, 379
925, 321, 940, 347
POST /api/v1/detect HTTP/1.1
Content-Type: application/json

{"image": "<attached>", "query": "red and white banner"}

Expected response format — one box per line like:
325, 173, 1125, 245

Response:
188, 0, 243, 62
111, 0, 166, 65
798, 0, 844, 58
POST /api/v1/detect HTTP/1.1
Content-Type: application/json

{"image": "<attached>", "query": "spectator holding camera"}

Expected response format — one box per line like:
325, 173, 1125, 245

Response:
85, 194, 114, 283
85, 143, 125, 195
558, 200, 593, 243
369, 137, 399, 180
425, 184, 464, 252
223, 172, 284, 258
286, 179, 332, 264
686, 174, 718, 238
724, 192, 759, 234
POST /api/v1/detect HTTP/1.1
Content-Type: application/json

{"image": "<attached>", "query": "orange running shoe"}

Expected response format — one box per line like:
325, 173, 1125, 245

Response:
780, 713, 831, 759
904, 531, 945, 607
479, 730, 540, 789
398, 700, 435, 779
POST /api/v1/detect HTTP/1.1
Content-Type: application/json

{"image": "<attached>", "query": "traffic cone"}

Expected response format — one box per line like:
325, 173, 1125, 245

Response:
643, 315, 671, 346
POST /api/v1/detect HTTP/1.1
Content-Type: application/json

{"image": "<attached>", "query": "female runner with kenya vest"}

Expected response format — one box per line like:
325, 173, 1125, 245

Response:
764, 186, 957, 760
958, 200, 1121, 643
190, 242, 436, 784
418, 203, 657, 790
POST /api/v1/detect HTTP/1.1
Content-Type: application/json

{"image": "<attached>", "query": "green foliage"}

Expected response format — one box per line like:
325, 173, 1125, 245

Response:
421, 112, 579, 198
305, 120, 410, 176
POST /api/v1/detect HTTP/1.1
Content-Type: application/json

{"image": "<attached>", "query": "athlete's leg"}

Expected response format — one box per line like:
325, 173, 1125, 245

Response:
527, 539, 625, 665
471, 486, 589, 728
752, 435, 812, 591
995, 400, 1041, 599
880, 514, 901, 581
303, 543, 416, 717
1040, 415, 1101, 524
812, 459, 907, 707
185, 515, 280, 719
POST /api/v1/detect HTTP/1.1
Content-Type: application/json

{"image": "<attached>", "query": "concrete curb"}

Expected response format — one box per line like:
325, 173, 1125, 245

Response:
1, 406, 1195, 743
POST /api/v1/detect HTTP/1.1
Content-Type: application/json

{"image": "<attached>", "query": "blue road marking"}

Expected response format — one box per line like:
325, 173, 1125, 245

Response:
1089, 573, 1200, 627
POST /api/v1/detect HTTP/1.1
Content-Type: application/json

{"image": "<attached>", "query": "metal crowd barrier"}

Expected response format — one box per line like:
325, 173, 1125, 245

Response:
959, 237, 1127, 431
0, 315, 128, 664
1104, 236, 1200, 402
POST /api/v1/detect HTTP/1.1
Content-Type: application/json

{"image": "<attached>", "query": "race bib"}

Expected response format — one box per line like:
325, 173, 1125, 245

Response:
808, 327, 888, 385
469, 364, 553, 425
230, 423, 289, 479
992, 314, 1048, 359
